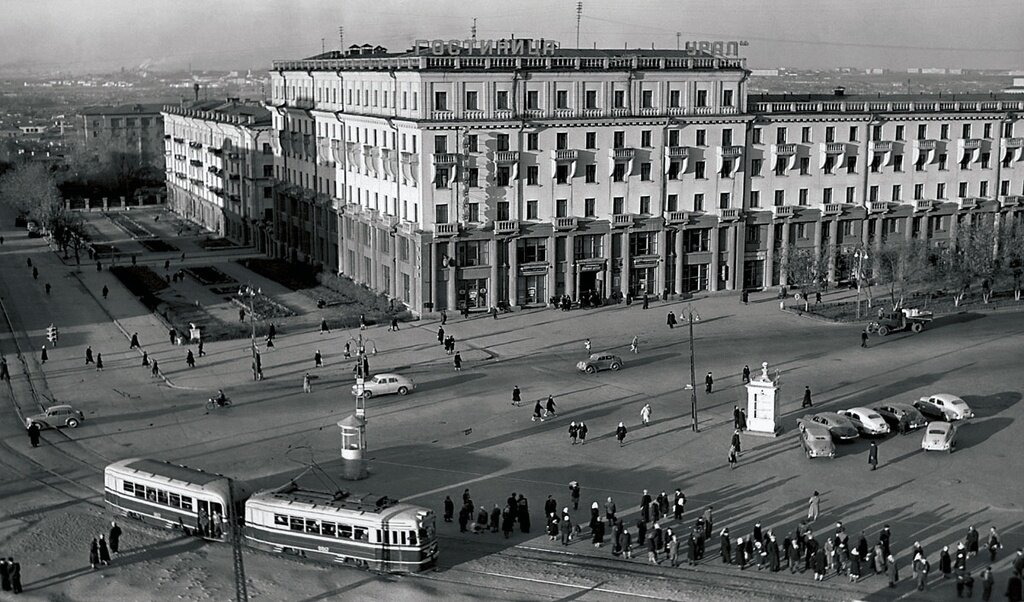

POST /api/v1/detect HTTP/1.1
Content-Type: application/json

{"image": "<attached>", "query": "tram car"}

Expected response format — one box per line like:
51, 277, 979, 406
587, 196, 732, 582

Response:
243, 482, 438, 572
103, 458, 240, 541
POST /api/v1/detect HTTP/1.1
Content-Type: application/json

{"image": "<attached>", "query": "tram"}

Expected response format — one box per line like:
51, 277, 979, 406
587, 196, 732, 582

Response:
244, 482, 438, 572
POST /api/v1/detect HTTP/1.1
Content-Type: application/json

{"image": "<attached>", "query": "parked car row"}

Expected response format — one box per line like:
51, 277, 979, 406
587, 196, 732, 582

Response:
798, 393, 972, 459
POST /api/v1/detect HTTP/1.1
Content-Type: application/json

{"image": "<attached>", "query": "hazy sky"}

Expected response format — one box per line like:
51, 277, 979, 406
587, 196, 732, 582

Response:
1, 0, 1022, 72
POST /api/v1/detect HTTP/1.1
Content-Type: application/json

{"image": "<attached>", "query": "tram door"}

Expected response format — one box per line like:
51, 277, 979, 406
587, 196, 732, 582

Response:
379, 528, 391, 569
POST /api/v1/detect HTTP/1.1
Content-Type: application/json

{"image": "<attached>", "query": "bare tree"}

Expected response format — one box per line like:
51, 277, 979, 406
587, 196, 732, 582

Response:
0, 162, 89, 260
783, 244, 829, 311
937, 220, 996, 307
998, 217, 1024, 301
873, 237, 934, 309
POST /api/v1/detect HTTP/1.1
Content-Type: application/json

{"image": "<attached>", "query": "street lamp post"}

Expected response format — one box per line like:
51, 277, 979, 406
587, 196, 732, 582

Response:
680, 305, 701, 432
237, 284, 258, 358
348, 333, 375, 419
853, 248, 868, 319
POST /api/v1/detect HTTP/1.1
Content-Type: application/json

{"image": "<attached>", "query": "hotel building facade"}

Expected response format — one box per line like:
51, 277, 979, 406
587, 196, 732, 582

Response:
254, 42, 1024, 315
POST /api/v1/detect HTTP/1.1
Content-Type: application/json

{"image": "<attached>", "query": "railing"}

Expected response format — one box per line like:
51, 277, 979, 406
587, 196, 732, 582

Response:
962, 138, 983, 150
611, 214, 634, 227
553, 149, 578, 161
495, 150, 520, 163
916, 139, 937, 150
433, 153, 459, 164
463, 110, 485, 120
1000, 195, 1024, 207
824, 142, 846, 153
749, 98, 1024, 114
667, 146, 689, 159
581, 108, 604, 118
272, 55, 747, 73
493, 109, 514, 120
772, 205, 796, 218
823, 203, 843, 215
721, 145, 743, 159
431, 110, 455, 120
554, 109, 575, 119
1005, 137, 1024, 149
665, 210, 688, 223
720, 208, 742, 220
435, 222, 459, 236
612, 148, 635, 160
775, 143, 796, 155
869, 201, 890, 213
494, 219, 519, 234
914, 199, 933, 212
554, 216, 578, 230
522, 109, 545, 118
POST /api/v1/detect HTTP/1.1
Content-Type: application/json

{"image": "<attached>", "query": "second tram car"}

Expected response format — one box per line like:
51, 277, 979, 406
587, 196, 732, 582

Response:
244, 483, 438, 572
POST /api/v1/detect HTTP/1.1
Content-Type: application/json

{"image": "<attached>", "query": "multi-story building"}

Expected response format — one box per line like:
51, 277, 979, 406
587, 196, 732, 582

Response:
162, 99, 276, 249
80, 103, 166, 172
267, 41, 1024, 315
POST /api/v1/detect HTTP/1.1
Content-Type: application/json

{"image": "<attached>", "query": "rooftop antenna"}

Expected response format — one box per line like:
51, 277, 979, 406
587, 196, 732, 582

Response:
471, 18, 477, 41
338, 26, 344, 51
322, 38, 326, 54
576, 1, 583, 48
676, 31, 681, 50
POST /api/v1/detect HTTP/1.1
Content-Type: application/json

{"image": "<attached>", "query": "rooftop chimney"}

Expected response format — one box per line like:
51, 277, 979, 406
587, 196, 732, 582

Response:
834, 86, 846, 97
193, 83, 200, 102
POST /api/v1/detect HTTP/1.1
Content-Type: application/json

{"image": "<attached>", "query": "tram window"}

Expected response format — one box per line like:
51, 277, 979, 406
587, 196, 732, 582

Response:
169, 493, 180, 507
290, 517, 304, 532
180, 496, 193, 511
321, 522, 336, 537
354, 527, 367, 541
338, 525, 353, 539
409, 531, 417, 545
122, 482, 134, 494
305, 519, 320, 534
274, 514, 289, 527
134, 485, 146, 499
146, 488, 157, 502
400, 532, 407, 545
157, 491, 169, 505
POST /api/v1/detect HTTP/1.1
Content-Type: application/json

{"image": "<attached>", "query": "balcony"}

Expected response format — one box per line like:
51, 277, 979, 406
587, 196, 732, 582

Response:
774, 143, 797, 155
431, 110, 455, 120
869, 201, 891, 213
961, 138, 983, 150
495, 151, 520, 163
1005, 137, 1024, 149
611, 148, 635, 161
611, 213, 634, 228
554, 216, 578, 230
916, 139, 937, 151
494, 219, 519, 234
720, 208, 742, 221
720, 145, 743, 159
554, 109, 575, 119
580, 108, 604, 118
665, 210, 688, 224
290, 98, 315, 110
493, 109, 514, 120
914, 199, 933, 212
463, 110, 485, 120
822, 203, 843, 215
435, 223, 459, 236
189, 159, 203, 167
824, 142, 846, 154
553, 149, 578, 161
772, 205, 796, 218
1000, 195, 1024, 208
958, 197, 980, 210
433, 153, 459, 165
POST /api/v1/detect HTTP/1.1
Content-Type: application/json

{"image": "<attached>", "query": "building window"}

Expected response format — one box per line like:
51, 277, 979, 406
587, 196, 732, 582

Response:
984, 123, 992, 138
895, 125, 904, 141
1001, 180, 1011, 196
869, 186, 879, 202
585, 90, 598, 109
585, 132, 596, 149
798, 189, 808, 206
937, 182, 946, 199
893, 154, 903, 172
466, 134, 478, 153
613, 197, 624, 214
585, 164, 596, 183
774, 190, 785, 206
496, 91, 509, 110
640, 162, 652, 181
613, 90, 625, 108
434, 135, 447, 153
668, 194, 679, 211
959, 181, 969, 197
872, 125, 882, 141
722, 129, 733, 147
467, 167, 479, 187
720, 159, 733, 178
641, 90, 653, 109
695, 90, 708, 107
434, 91, 448, 111
980, 180, 989, 197
825, 126, 835, 143
613, 131, 625, 148
497, 201, 510, 220
722, 89, 734, 107
526, 90, 539, 110
435, 204, 449, 224
822, 188, 833, 204
752, 128, 762, 144
940, 124, 950, 140
517, 238, 546, 263
497, 166, 512, 186
556, 198, 568, 218
467, 202, 480, 222
556, 90, 569, 109
892, 184, 901, 201
526, 133, 538, 151
749, 190, 760, 208
846, 187, 856, 204
612, 163, 626, 182
434, 167, 449, 188
584, 198, 596, 217
693, 193, 704, 212
917, 124, 927, 140
801, 127, 811, 143
640, 196, 651, 214
263, 165, 274, 177
914, 183, 923, 200
556, 132, 568, 150
938, 153, 948, 170
683, 229, 709, 252
775, 161, 787, 177
555, 164, 570, 184
694, 161, 706, 179
526, 165, 539, 185
526, 200, 539, 219
696, 129, 706, 147
496, 134, 510, 152
849, 126, 858, 142
776, 127, 787, 145
465, 91, 478, 110
641, 130, 652, 147
574, 234, 603, 260
799, 157, 810, 175
981, 152, 990, 169
669, 90, 681, 108
751, 158, 762, 177
962, 124, 971, 139
823, 156, 836, 174
719, 192, 730, 209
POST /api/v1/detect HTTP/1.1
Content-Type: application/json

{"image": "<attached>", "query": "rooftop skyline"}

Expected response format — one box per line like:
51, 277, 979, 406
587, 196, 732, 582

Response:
1, 0, 1022, 73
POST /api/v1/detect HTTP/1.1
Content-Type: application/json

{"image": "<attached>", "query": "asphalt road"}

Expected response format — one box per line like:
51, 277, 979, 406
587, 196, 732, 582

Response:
1, 208, 1022, 601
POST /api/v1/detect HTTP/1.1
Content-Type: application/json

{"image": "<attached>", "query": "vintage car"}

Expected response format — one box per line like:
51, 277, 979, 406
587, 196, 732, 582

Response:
801, 412, 860, 441
350, 373, 415, 398
921, 421, 958, 453
576, 353, 623, 374
839, 407, 891, 437
796, 419, 837, 459
915, 394, 974, 421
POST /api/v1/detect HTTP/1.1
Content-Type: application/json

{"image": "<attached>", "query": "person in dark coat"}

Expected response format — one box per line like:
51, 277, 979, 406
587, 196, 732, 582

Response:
532, 399, 544, 421
99, 535, 111, 565
489, 505, 501, 533
129, 333, 140, 349
501, 508, 514, 538
1009, 572, 1024, 602
802, 386, 813, 408
940, 545, 952, 578
517, 495, 530, 533
666, 311, 677, 329
768, 536, 781, 572
735, 537, 747, 569
109, 521, 122, 554
790, 540, 803, 574
620, 525, 633, 559
868, 441, 878, 470
647, 534, 659, 564
880, 525, 892, 558
686, 531, 698, 565
457, 504, 470, 533
733, 405, 742, 428
28, 423, 40, 448
511, 385, 521, 405
651, 523, 663, 554
186, 349, 195, 368
545, 495, 558, 519
89, 537, 99, 569
739, 408, 748, 431
616, 422, 627, 446
314, 350, 322, 367
861, 330, 869, 347
443, 496, 454, 522
592, 519, 605, 547
0, 357, 9, 381
40, 345, 48, 364
980, 566, 994, 600
636, 519, 647, 547
578, 421, 588, 444
813, 546, 827, 581
0, 558, 8, 591
95, 353, 103, 371
849, 547, 862, 581
7, 558, 19, 594
705, 371, 714, 393
720, 529, 732, 564
560, 514, 573, 546
86, 346, 94, 364
966, 525, 980, 558
102, 285, 109, 299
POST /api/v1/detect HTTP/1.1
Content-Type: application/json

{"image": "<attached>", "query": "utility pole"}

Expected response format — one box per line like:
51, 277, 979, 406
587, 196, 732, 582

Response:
681, 306, 700, 432
576, 2, 583, 48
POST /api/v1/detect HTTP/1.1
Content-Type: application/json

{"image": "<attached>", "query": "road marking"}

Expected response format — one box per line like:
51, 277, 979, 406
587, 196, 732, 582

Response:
427, 567, 673, 600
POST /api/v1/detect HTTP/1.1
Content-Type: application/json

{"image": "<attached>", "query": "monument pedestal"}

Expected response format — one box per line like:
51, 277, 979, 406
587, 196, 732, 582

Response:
745, 362, 782, 437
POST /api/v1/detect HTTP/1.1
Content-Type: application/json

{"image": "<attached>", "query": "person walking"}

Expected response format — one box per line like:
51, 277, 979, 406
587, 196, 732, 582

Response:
314, 350, 323, 367
630, 335, 639, 354
0, 558, 8, 592
151, 359, 160, 378
7, 558, 19, 594
980, 566, 994, 601
987, 526, 1002, 562
568, 422, 578, 445
545, 395, 556, 418
731, 429, 742, 455
667, 311, 677, 329
102, 285, 109, 299
45, 282, 51, 295
490, 505, 501, 533
85, 346, 94, 364
640, 403, 652, 426
359, 313, 367, 330
0, 357, 8, 381
99, 535, 111, 565
584, 338, 591, 353
512, 385, 521, 405
577, 421, 588, 444
808, 491, 820, 522
389, 317, 399, 332
319, 318, 330, 334
940, 545, 952, 579
303, 373, 312, 393
742, 364, 750, 383
728, 445, 738, 469
705, 371, 714, 393
967, 525, 980, 559
886, 553, 899, 587
615, 422, 627, 446
532, 399, 544, 422
443, 496, 454, 522
95, 353, 103, 371
186, 349, 195, 368
27, 422, 40, 448
453, 352, 462, 371
89, 537, 100, 569
40, 345, 48, 364
802, 386, 813, 408
109, 521, 122, 554
868, 441, 879, 470
129, 333, 140, 349
195, 338, 205, 357
641, 293, 649, 310
861, 330, 869, 348
569, 481, 580, 511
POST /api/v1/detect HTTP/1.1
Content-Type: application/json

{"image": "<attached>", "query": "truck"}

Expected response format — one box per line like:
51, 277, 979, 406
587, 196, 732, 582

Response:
865, 307, 934, 336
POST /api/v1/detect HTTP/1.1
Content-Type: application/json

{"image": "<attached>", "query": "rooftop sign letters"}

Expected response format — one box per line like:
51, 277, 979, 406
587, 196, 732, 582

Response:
414, 38, 559, 57
684, 40, 748, 58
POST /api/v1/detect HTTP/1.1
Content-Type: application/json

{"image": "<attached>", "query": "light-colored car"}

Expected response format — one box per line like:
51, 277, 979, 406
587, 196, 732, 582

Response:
576, 353, 623, 374
802, 412, 860, 441
921, 421, 958, 452
350, 373, 415, 398
26, 404, 84, 430
873, 403, 928, 433
840, 407, 891, 436
796, 419, 836, 458
915, 393, 974, 421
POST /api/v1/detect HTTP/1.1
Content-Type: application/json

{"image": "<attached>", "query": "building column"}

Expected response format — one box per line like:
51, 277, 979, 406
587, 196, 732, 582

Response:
726, 223, 738, 291
764, 220, 776, 289
812, 217, 823, 276
780, 220, 791, 286
709, 224, 721, 292
861, 215, 870, 248
446, 240, 457, 311
655, 228, 667, 297
949, 212, 959, 251
508, 239, 519, 306
904, 215, 913, 241
674, 228, 684, 295
827, 219, 839, 282
565, 233, 576, 301
873, 216, 884, 253
547, 233, 557, 301
620, 231, 631, 297
429, 240, 439, 311
489, 238, 499, 308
